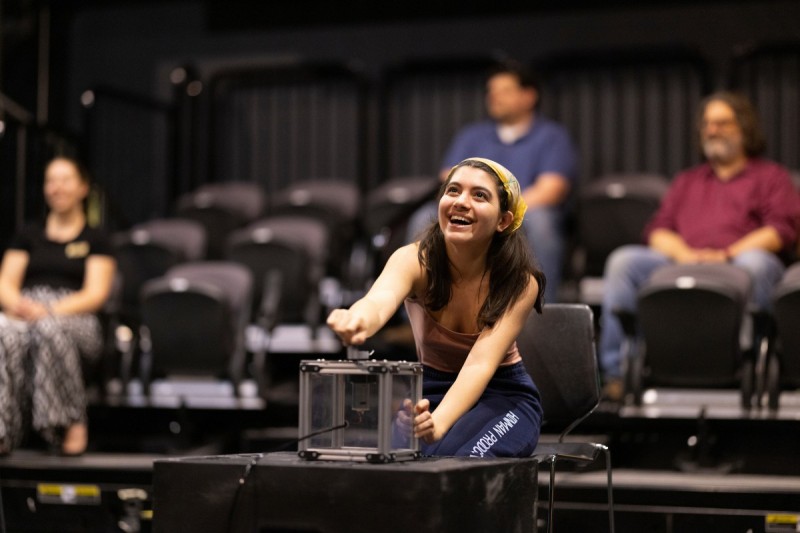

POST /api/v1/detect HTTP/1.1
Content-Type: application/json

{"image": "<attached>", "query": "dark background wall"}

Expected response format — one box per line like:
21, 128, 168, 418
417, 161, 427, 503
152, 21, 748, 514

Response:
2, 0, 800, 241
60, 0, 800, 127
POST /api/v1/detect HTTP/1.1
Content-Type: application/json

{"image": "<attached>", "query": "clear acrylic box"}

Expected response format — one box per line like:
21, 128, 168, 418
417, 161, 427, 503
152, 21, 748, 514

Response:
297, 359, 423, 463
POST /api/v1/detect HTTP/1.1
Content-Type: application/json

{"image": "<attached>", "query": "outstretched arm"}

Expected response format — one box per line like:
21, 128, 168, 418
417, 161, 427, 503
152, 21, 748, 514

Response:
327, 243, 422, 346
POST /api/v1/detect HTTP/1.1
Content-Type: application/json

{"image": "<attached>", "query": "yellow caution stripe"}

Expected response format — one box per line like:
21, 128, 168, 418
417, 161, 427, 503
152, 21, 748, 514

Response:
37, 483, 101, 505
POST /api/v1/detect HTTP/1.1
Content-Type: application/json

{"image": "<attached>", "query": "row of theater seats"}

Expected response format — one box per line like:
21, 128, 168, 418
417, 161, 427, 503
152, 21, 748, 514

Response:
109, 217, 335, 410
114, 216, 318, 406
169, 176, 440, 281
101, 171, 800, 413
615, 261, 800, 413
101, 177, 440, 410
114, 167, 800, 311
128, 173, 673, 308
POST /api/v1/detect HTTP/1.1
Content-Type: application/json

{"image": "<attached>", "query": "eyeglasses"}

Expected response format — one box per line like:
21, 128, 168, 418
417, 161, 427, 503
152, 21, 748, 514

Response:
700, 118, 738, 130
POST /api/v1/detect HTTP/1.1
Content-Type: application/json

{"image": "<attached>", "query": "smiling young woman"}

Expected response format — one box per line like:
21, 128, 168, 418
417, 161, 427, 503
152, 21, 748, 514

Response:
327, 157, 547, 457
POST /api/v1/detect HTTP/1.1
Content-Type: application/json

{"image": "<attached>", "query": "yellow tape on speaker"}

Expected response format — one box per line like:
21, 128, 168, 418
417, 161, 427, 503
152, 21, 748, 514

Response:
37, 483, 101, 505
765, 513, 800, 532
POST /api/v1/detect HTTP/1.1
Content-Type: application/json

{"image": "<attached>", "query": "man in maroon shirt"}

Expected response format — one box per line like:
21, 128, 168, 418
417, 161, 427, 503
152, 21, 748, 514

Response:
598, 91, 800, 398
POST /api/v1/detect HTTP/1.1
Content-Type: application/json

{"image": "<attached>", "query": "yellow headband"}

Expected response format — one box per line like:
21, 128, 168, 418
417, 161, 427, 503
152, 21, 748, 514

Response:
449, 157, 528, 233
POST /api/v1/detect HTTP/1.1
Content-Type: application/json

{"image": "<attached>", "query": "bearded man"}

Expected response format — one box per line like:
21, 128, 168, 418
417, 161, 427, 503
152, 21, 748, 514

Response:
597, 91, 800, 398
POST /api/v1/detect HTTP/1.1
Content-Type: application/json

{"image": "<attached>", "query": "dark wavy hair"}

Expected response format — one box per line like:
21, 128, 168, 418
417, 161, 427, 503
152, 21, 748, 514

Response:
487, 58, 541, 109
417, 159, 545, 330
697, 91, 766, 158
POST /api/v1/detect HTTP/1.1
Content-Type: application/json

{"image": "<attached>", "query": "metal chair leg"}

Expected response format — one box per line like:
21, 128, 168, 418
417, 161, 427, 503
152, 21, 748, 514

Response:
548, 455, 556, 533
538, 446, 615, 533
600, 444, 615, 533
532, 459, 539, 532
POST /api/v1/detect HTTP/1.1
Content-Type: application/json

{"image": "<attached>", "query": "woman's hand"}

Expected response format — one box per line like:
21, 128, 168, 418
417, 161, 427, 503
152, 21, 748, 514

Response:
9, 297, 50, 321
326, 308, 369, 346
393, 399, 414, 436
413, 398, 444, 444
326, 244, 419, 347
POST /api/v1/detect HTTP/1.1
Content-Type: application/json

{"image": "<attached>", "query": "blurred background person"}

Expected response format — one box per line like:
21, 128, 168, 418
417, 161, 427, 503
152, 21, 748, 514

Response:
0, 156, 117, 456
598, 92, 800, 400
406, 58, 578, 304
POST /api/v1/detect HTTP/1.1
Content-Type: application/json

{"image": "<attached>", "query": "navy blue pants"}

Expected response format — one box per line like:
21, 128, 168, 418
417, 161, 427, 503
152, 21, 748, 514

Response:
421, 362, 543, 458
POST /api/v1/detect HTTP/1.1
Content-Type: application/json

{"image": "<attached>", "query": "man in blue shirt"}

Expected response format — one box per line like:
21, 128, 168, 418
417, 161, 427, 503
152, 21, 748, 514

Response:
406, 59, 578, 303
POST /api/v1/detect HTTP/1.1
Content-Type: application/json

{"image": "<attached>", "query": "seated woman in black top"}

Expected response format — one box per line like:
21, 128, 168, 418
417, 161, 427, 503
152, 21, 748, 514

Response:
0, 156, 116, 455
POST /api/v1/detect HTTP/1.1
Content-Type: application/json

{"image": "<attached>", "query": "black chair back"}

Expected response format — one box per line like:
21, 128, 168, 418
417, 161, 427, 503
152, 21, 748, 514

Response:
577, 173, 670, 277
140, 261, 253, 388
175, 182, 266, 259
226, 215, 329, 328
269, 179, 361, 277
516, 303, 600, 438
516, 303, 614, 533
112, 218, 207, 325
637, 263, 752, 389
770, 263, 800, 406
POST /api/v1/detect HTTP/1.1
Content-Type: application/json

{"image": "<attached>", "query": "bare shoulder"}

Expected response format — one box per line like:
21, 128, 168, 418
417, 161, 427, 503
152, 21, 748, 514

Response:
384, 243, 426, 295
522, 273, 541, 306
387, 242, 421, 265
528, 272, 540, 294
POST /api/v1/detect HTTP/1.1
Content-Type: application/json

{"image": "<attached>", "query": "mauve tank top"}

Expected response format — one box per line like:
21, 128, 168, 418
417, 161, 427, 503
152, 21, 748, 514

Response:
404, 297, 522, 373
